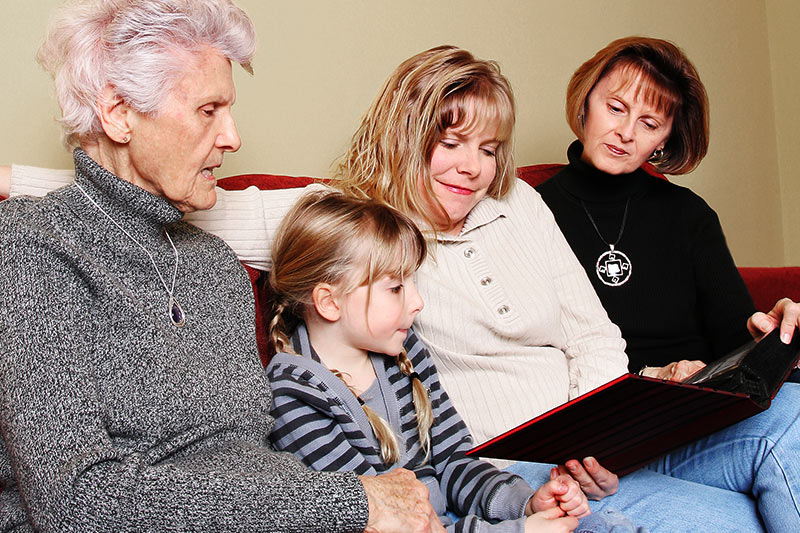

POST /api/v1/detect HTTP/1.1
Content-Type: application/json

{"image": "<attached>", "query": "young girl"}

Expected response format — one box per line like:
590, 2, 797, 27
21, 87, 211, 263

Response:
265, 190, 590, 533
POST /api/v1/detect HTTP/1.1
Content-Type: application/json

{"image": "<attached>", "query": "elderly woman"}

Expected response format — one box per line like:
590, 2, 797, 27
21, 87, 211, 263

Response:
536, 36, 800, 380
6, 45, 800, 531
0, 1, 441, 531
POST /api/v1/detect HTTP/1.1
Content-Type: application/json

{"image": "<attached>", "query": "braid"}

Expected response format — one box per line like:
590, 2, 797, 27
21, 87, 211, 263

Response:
396, 350, 433, 463
331, 370, 401, 465
269, 298, 295, 356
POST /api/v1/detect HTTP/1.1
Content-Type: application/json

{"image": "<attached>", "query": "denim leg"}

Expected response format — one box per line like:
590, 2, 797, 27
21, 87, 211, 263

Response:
646, 382, 800, 532
506, 460, 763, 532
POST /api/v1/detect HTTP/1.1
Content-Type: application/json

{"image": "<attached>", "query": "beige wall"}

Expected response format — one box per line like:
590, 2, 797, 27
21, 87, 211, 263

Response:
1, 0, 795, 266
766, 0, 800, 265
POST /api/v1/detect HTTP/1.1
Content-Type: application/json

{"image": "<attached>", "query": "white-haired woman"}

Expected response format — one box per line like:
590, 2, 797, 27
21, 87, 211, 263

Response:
0, 1, 441, 531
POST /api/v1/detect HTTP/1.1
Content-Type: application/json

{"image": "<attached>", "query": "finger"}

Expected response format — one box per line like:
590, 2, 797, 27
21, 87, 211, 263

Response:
582, 457, 619, 494
778, 300, 800, 344
537, 506, 567, 519
564, 460, 600, 493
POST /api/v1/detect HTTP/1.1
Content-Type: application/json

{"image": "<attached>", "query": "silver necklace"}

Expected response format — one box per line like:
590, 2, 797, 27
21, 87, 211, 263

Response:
581, 198, 632, 287
75, 182, 186, 327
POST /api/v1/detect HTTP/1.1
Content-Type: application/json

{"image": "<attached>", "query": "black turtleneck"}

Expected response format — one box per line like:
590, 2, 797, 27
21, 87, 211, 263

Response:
536, 141, 755, 372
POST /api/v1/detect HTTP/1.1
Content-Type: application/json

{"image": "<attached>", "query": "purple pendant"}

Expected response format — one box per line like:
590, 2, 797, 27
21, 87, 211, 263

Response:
169, 295, 186, 327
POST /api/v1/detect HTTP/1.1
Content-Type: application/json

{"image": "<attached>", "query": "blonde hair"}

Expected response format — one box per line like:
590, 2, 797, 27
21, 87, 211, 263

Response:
37, 0, 256, 148
566, 36, 709, 175
269, 190, 433, 464
332, 45, 516, 232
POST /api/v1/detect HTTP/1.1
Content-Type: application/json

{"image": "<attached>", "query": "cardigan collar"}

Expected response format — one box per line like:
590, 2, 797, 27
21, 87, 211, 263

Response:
556, 140, 651, 203
434, 188, 509, 243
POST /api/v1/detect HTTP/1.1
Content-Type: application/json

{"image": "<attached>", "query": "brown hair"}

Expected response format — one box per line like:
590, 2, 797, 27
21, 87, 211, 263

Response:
332, 45, 516, 232
269, 190, 433, 464
566, 36, 709, 174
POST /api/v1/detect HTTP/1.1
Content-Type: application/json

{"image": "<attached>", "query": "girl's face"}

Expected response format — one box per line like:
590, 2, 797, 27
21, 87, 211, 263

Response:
581, 66, 674, 175
340, 274, 424, 357
423, 111, 501, 235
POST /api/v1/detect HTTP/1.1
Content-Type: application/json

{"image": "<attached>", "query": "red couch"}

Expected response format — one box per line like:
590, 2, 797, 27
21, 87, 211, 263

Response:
3, 164, 798, 366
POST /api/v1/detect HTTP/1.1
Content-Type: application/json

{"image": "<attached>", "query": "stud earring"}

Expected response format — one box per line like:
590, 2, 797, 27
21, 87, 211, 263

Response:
120, 135, 130, 144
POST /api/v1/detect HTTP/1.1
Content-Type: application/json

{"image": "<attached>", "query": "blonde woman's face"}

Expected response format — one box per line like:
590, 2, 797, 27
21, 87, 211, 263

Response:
424, 116, 500, 235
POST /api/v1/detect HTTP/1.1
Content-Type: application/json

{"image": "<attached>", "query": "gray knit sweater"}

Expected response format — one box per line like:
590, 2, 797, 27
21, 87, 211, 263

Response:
0, 150, 368, 532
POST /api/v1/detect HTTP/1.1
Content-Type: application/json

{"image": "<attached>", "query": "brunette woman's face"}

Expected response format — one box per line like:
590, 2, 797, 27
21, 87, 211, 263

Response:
423, 111, 500, 235
581, 66, 674, 175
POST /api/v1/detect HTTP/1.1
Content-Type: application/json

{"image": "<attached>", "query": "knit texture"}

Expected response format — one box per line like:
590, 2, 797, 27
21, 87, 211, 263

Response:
536, 141, 755, 372
267, 324, 534, 533
0, 150, 367, 532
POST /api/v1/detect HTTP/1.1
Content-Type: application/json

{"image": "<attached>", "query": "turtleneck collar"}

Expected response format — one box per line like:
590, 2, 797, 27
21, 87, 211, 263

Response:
557, 140, 651, 203
71, 148, 184, 231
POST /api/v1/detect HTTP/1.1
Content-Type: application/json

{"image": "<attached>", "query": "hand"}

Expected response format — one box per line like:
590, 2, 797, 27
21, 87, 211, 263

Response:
524, 507, 579, 533
640, 359, 706, 382
0, 165, 10, 198
360, 468, 444, 533
747, 298, 800, 344
559, 457, 618, 501
528, 468, 590, 518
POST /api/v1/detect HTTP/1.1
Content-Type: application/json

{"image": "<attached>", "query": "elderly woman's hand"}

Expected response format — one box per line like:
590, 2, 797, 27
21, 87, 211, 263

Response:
360, 468, 445, 533
747, 298, 800, 344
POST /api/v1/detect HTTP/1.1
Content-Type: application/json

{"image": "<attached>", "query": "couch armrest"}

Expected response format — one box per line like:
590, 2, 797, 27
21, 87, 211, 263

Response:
738, 267, 800, 313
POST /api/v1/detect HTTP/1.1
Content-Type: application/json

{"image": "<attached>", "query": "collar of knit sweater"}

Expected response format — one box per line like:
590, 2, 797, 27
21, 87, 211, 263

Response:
558, 140, 651, 203
70, 148, 184, 238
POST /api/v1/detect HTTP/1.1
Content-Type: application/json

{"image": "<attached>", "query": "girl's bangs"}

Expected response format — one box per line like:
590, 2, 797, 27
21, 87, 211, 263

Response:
439, 89, 514, 141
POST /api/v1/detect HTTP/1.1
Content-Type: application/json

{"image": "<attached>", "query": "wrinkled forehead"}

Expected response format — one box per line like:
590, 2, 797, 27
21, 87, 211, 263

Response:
602, 62, 679, 117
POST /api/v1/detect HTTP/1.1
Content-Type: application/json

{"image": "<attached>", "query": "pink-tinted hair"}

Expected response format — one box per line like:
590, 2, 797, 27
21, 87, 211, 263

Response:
37, 0, 257, 147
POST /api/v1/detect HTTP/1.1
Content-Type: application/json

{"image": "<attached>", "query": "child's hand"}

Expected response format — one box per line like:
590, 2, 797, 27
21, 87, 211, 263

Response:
527, 467, 590, 518
524, 507, 579, 533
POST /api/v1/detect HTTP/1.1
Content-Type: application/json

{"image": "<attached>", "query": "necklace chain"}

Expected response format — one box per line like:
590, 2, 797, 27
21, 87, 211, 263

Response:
74, 182, 185, 326
581, 198, 630, 251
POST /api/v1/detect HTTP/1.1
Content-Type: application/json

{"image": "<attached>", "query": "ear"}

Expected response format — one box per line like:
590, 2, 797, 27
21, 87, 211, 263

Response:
312, 283, 342, 322
97, 85, 133, 144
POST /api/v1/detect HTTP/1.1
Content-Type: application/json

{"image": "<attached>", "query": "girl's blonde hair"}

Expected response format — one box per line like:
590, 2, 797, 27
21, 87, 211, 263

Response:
332, 45, 516, 233
269, 190, 433, 464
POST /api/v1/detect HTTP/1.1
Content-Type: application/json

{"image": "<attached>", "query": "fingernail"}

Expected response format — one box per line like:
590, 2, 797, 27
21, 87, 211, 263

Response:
782, 333, 791, 344
584, 457, 594, 468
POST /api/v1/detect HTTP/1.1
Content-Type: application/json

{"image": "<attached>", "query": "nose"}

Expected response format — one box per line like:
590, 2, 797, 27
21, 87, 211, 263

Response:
217, 111, 242, 153
405, 279, 424, 316
615, 116, 635, 143
457, 148, 481, 177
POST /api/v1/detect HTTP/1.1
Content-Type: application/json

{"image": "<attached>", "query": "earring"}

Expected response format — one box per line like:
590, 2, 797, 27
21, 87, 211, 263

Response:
120, 135, 130, 144
650, 147, 664, 161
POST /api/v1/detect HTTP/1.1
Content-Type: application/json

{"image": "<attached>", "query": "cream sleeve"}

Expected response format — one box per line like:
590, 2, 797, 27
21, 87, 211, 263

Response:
9, 163, 324, 271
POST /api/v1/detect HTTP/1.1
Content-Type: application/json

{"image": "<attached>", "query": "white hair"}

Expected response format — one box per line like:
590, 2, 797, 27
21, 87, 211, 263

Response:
37, 0, 257, 148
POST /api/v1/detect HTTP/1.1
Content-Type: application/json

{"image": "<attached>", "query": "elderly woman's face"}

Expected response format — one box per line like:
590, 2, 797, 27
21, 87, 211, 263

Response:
581, 66, 673, 175
125, 48, 241, 212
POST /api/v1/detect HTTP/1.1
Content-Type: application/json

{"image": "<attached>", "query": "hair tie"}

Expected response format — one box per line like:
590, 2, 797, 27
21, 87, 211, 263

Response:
409, 372, 420, 381
356, 395, 366, 406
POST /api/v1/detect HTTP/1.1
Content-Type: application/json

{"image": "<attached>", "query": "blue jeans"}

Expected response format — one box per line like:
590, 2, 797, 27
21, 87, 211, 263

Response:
507, 383, 800, 532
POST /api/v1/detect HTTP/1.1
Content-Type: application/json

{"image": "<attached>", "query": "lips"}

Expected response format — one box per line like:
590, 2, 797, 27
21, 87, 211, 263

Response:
438, 181, 473, 196
604, 143, 628, 157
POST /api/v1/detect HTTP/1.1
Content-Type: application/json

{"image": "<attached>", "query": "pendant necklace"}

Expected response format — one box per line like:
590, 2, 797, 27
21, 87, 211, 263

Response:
75, 182, 186, 327
581, 198, 632, 287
